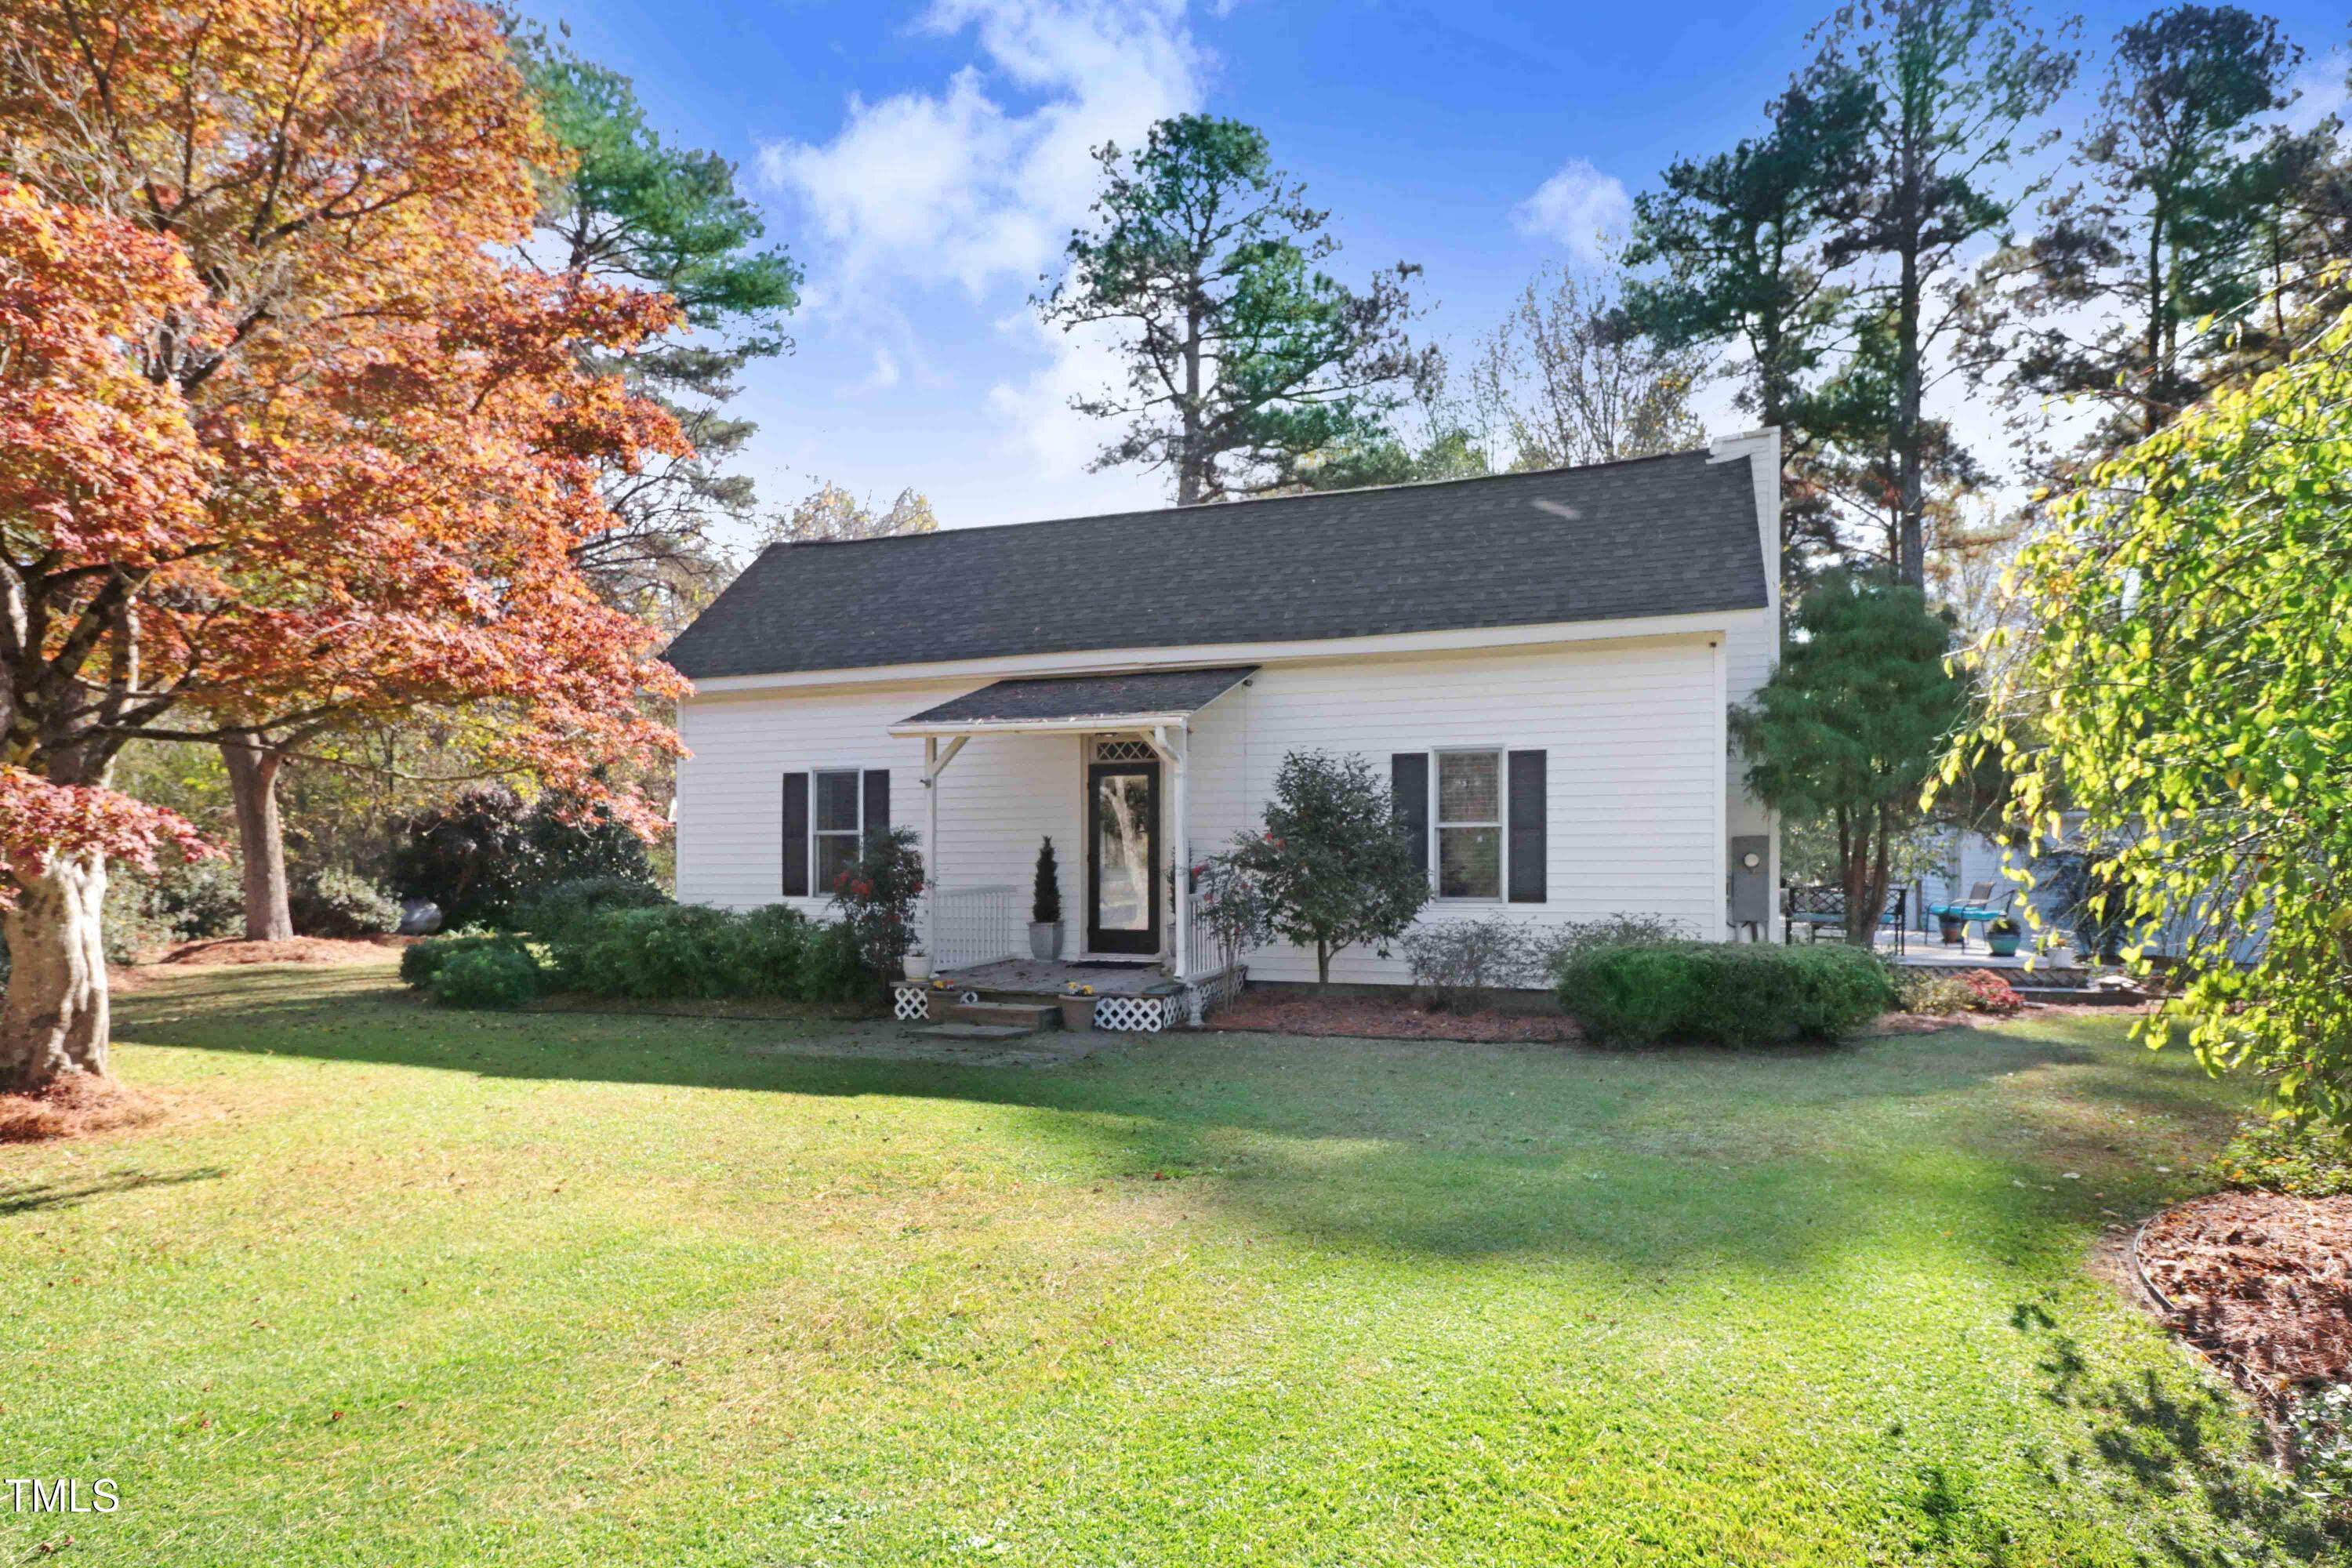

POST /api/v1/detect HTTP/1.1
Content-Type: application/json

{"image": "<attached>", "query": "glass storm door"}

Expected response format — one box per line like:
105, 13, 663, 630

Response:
1087, 761, 1160, 955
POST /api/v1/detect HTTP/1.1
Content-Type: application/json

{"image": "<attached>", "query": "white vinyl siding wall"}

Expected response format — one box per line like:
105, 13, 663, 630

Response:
675, 630, 1757, 984
1181, 637, 1726, 985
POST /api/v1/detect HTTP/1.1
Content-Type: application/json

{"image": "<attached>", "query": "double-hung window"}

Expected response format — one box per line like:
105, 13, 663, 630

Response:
814, 769, 863, 891
1436, 750, 1504, 900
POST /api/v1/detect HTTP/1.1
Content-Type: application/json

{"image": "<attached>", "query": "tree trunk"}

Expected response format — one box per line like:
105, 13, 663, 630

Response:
221, 733, 293, 941
0, 851, 111, 1091
1316, 940, 1332, 989
1895, 238, 1926, 588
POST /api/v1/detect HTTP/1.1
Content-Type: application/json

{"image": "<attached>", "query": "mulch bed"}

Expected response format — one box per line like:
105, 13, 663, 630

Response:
147, 935, 414, 967
2136, 1191, 2352, 1427
0, 1076, 165, 1145
1206, 993, 1582, 1044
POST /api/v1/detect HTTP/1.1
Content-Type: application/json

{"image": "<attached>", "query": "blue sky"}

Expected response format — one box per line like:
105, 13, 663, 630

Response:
521, 0, 2350, 536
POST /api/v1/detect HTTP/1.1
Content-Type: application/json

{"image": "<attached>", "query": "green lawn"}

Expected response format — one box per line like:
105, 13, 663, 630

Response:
2, 962, 2340, 1566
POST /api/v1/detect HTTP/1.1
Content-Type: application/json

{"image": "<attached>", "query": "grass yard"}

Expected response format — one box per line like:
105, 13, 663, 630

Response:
2, 961, 2342, 1566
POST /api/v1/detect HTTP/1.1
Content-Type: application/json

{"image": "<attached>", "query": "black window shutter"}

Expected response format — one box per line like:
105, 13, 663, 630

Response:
862, 768, 891, 849
781, 772, 810, 897
1508, 750, 1547, 903
1392, 753, 1429, 883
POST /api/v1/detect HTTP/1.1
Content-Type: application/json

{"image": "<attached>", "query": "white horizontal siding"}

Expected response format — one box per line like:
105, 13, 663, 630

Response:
677, 629, 1767, 985
1186, 637, 1728, 985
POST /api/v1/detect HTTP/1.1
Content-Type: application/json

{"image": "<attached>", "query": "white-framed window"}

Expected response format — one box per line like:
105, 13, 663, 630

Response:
814, 769, 863, 892
1435, 749, 1504, 901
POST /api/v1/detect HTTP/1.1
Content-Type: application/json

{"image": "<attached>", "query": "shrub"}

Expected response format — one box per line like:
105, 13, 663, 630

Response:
795, 918, 869, 1003
1529, 913, 1694, 978
510, 875, 670, 942
722, 905, 813, 996
1225, 750, 1428, 987
2207, 1116, 2352, 1197
1402, 917, 1534, 1012
401, 932, 534, 992
569, 905, 740, 1000
1556, 942, 1898, 1047
99, 868, 180, 964
1897, 967, 2023, 1017
427, 940, 546, 1009
151, 859, 245, 941
1032, 836, 1062, 925
293, 867, 400, 938
827, 826, 924, 986
388, 786, 658, 929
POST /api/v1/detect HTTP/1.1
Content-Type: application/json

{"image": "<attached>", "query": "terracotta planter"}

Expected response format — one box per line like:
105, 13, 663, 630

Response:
1057, 995, 1097, 1032
1937, 916, 1964, 946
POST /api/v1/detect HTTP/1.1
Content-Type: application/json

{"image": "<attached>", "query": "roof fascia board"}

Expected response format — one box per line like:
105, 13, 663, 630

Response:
684, 612, 1750, 699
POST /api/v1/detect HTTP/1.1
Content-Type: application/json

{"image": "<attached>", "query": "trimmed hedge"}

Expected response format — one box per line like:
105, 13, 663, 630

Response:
1555, 942, 1897, 1047
401, 933, 546, 1008
408, 902, 877, 1006
429, 941, 546, 1009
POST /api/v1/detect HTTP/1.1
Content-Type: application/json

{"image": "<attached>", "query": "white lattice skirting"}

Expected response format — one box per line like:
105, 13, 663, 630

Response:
1092, 995, 1173, 1033
891, 985, 930, 1022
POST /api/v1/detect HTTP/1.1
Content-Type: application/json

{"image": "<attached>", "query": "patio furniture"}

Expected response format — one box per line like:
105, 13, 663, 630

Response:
1783, 884, 1907, 953
1926, 881, 2009, 945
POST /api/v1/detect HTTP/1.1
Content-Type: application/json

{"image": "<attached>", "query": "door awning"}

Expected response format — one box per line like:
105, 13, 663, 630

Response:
887, 666, 1257, 738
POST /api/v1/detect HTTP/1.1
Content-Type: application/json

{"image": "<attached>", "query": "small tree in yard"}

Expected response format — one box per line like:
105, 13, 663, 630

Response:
829, 826, 924, 989
1734, 572, 1969, 946
1227, 751, 1429, 988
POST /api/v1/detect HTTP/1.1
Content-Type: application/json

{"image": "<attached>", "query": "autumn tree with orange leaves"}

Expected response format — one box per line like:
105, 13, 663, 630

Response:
0, 0, 691, 1091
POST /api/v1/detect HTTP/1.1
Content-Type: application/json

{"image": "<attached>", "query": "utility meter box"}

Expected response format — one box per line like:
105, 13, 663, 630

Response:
1729, 835, 1771, 929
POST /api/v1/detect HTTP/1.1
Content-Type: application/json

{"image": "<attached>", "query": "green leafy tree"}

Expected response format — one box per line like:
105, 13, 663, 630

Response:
1735, 571, 1968, 944
1037, 114, 1439, 504
1983, 5, 2303, 463
1227, 751, 1430, 988
1958, 299, 2352, 1115
1810, 0, 2078, 586
1624, 77, 1873, 581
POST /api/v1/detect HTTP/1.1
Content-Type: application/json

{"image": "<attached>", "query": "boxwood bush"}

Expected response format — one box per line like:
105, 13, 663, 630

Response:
1555, 942, 1897, 1047
428, 941, 547, 1010
405, 903, 881, 1008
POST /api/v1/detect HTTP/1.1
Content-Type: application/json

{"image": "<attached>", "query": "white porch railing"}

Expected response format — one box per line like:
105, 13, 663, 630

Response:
930, 884, 1022, 970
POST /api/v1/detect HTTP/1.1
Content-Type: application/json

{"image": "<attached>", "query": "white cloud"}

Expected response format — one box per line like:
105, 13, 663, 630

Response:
760, 1, 1204, 297
983, 310, 1140, 491
1511, 158, 1632, 264
2284, 48, 2350, 135
858, 345, 902, 394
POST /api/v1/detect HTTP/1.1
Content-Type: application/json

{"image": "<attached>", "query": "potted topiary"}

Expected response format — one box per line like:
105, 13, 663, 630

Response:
1985, 916, 2023, 958
1029, 836, 1064, 960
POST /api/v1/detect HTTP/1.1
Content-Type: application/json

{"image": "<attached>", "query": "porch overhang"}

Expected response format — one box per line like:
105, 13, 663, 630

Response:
886, 665, 1256, 739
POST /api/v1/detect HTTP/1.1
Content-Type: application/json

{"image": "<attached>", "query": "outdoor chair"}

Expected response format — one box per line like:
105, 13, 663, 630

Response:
1926, 881, 2009, 944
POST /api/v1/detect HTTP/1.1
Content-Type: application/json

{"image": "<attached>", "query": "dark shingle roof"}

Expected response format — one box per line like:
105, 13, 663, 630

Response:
896, 666, 1258, 728
666, 450, 1766, 681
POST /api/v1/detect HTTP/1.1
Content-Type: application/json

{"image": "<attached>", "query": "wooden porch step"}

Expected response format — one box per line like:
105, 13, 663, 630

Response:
913, 1022, 1046, 1042
945, 1000, 1059, 1031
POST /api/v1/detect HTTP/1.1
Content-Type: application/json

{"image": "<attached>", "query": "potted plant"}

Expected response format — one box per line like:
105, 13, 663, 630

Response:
1936, 911, 1965, 946
902, 945, 929, 982
1986, 916, 2023, 958
1029, 835, 1064, 960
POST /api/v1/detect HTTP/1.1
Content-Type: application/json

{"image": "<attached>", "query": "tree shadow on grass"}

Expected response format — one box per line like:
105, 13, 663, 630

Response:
0, 1165, 225, 1219
2015, 1310, 2347, 1564
106, 966, 2201, 1277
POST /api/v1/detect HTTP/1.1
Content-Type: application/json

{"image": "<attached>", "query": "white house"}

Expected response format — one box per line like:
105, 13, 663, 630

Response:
663, 430, 1784, 1005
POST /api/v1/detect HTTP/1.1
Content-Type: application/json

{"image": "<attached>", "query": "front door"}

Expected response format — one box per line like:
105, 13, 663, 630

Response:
1087, 760, 1160, 955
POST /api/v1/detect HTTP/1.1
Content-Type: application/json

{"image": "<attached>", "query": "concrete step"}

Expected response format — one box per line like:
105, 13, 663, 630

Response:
946, 1001, 1059, 1031
913, 1022, 1044, 1042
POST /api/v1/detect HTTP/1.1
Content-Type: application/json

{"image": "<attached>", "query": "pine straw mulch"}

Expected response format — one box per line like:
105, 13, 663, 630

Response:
149, 934, 415, 967
1206, 993, 1583, 1043
0, 1075, 166, 1145
2135, 1191, 2352, 1430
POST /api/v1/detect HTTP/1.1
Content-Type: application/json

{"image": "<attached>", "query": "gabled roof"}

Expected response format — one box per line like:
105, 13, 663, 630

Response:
891, 666, 1257, 734
665, 448, 1768, 681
